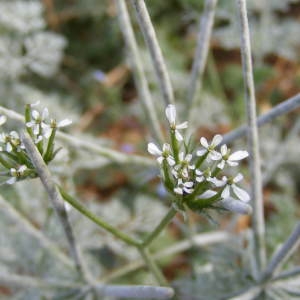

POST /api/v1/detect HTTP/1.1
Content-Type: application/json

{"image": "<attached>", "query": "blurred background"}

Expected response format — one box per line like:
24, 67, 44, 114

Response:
0, 0, 299, 299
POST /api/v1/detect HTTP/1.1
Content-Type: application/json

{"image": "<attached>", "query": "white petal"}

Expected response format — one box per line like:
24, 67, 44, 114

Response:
0, 115, 7, 126
229, 151, 249, 161
176, 121, 188, 129
196, 148, 207, 156
232, 185, 250, 202
172, 169, 178, 178
157, 156, 164, 164
26, 121, 35, 128
42, 108, 49, 120
174, 187, 183, 195
162, 143, 171, 152
18, 165, 27, 173
148, 143, 162, 156
185, 154, 192, 162
217, 160, 225, 169
208, 177, 226, 187
33, 125, 40, 135
233, 173, 243, 183
200, 137, 208, 148
209, 151, 222, 161
58, 119, 72, 127
175, 130, 183, 141
10, 131, 19, 139
32, 110, 40, 120
199, 190, 217, 199
189, 164, 195, 170
183, 187, 194, 194
179, 152, 184, 161
182, 168, 189, 178
165, 104, 176, 124
195, 169, 203, 176
6, 143, 12, 152
30, 100, 40, 107
220, 144, 227, 156
184, 181, 194, 188
227, 161, 239, 167
167, 156, 175, 166
211, 134, 223, 147
43, 127, 52, 139
196, 176, 204, 182
221, 185, 230, 199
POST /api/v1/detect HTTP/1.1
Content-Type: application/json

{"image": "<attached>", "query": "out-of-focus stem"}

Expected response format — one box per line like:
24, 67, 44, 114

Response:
237, 0, 266, 271
130, 0, 175, 106
115, 0, 164, 144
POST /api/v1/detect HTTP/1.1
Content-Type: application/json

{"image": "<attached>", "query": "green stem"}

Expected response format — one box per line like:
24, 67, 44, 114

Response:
138, 247, 168, 286
142, 207, 177, 247
162, 160, 173, 192
170, 129, 179, 164
195, 152, 208, 169
58, 187, 140, 247
43, 128, 56, 162
0, 155, 13, 169
25, 104, 34, 138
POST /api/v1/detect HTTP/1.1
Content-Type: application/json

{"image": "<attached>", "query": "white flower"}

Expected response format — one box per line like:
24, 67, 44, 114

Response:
174, 178, 194, 195
26, 107, 49, 136
147, 142, 175, 166
165, 104, 188, 141
197, 134, 222, 161
0, 131, 23, 152
217, 144, 249, 169
207, 176, 227, 187
221, 173, 250, 202
0, 115, 7, 126
195, 169, 205, 183
6, 165, 27, 185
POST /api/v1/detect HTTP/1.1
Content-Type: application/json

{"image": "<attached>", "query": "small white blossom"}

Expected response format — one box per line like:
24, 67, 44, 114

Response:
0, 115, 7, 126
26, 107, 49, 136
148, 142, 175, 166
197, 134, 222, 161
195, 169, 205, 183
6, 165, 27, 185
165, 104, 188, 141
174, 178, 194, 195
0, 131, 23, 152
221, 173, 250, 202
217, 144, 249, 169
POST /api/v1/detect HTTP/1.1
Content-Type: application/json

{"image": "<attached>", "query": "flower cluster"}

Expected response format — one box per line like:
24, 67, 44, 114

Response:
0, 102, 71, 185
148, 104, 251, 214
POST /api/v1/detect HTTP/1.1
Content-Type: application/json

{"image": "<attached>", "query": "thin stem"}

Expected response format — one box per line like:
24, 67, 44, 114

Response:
138, 247, 168, 286
97, 284, 174, 299
59, 187, 141, 247
222, 93, 300, 145
21, 132, 89, 280
142, 207, 177, 247
130, 0, 175, 106
237, 0, 266, 271
0, 194, 74, 269
271, 266, 300, 282
260, 222, 300, 282
187, 0, 218, 130
115, 0, 164, 144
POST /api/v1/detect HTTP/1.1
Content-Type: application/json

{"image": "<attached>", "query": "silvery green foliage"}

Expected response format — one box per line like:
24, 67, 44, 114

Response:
214, 1, 300, 61
0, 0, 66, 79
173, 240, 254, 300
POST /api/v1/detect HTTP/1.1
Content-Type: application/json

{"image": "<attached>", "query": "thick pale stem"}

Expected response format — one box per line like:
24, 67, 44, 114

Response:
130, 0, 175, 106
187, 0, 218, 131
115, 0, 164, 144
237, 0, 266, 271
21, 132, 89, 280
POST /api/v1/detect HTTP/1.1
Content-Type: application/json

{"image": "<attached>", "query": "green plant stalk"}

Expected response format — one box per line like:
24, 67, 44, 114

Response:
170, 129, 179, 164
162, 160, 173, 191
59, 187, 140, 247
25, 104, 34, 138
142, 207, 177, 247
0, 155, 13, 169
43, 128, 56, 162
138, 247, 168, 286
